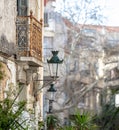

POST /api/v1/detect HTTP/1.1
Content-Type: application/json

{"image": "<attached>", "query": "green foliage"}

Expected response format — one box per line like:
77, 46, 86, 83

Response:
38, 121, 44, 130
59, 126, 74, 130
70, 110, 97, 130
0, 97, 28, 130
58, 109, 97, 130
38, 110, 98, 130
46, 115, 60, 130
93, 103, 119, 130
93, 89, 119, 130
0, 63, 4, 81
0, 65, 29, 130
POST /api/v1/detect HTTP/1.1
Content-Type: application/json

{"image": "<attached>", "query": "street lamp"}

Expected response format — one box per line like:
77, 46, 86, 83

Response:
47, 84, 57, 113
47, 51, 63, 79
32, 51, 63, 129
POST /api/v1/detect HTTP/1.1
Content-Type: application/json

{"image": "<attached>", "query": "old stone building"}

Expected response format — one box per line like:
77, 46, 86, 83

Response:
43, 2, 119, 122
61, 21, 119, 121
0, 0, 44, 129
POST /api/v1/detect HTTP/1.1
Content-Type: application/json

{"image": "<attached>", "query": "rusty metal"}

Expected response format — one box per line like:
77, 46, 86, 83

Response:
16, 11, 42, 61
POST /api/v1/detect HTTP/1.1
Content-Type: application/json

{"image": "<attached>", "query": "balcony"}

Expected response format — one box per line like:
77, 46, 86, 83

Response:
16, 11, 42, 66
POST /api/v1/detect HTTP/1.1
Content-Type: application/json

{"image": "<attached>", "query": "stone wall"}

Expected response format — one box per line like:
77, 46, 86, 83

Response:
0, 56, 16, 100
0, 0, 16, 55
0, 0, 16, 44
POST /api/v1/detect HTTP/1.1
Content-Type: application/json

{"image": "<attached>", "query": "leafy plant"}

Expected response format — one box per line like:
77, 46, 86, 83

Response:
0, 96, 28, 130
70, 110, 97, 130
93, 89, 119, 130
38, 121, 44, 130
46, 115, 60, 130
0, 64, 29, 129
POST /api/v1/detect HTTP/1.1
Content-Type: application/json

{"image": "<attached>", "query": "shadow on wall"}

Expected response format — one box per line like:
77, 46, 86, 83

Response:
0, 34, 16, 56
0, 61, 11, 100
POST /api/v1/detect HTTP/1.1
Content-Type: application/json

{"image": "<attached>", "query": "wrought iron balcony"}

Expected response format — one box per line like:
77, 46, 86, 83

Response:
16, 11, 42, 61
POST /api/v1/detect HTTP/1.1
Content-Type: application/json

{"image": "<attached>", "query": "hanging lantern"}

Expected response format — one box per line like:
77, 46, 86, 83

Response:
47, 51, 63, 79
47, 84, 57, 101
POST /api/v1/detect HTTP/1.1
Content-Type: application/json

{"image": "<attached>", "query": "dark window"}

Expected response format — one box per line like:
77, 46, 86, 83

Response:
17, 0, 27, 16
44, 12, 49, 26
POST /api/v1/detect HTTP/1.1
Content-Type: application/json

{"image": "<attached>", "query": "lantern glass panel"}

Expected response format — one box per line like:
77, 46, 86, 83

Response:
47, 51, 63, 79
47, 91, 55, 101
115, 94, 119, 107
47, 84, 57, 101
48, 63, 58, 78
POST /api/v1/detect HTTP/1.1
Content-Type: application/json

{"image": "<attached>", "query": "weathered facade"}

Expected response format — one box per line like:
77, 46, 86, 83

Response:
44, 3, 119, 124
0, 0, 44, 129
61, 22, 119, 121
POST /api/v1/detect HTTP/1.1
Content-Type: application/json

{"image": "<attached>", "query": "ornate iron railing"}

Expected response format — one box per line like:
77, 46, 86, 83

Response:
16, 11, 42, 61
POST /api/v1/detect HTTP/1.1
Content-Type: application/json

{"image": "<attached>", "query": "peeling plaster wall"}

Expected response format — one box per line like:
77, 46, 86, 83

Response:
0, 0, 43, 128
0, 57, 16, 100
0, 57, 16, 85
7, 60, 16, 85
0, 0, 16, 44
0, 2, 16, 80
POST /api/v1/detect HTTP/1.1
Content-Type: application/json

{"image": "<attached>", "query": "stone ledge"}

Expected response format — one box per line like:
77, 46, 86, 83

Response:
18, 57, 43, 67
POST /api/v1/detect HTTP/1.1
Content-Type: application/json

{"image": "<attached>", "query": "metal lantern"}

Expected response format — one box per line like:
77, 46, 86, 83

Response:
47, 84, 57, 113
47, 84, 57, 101
47, 51, 63, 79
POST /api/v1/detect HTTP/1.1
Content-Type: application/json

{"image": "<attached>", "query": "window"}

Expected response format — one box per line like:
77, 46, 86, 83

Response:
44, 12, 49, 27
17, 0, 27, 16
43, 37, 53, 61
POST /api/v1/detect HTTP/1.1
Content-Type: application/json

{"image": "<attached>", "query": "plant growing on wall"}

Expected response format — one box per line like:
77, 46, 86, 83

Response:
0, 63, 29, 130
0, 99, 27, 130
